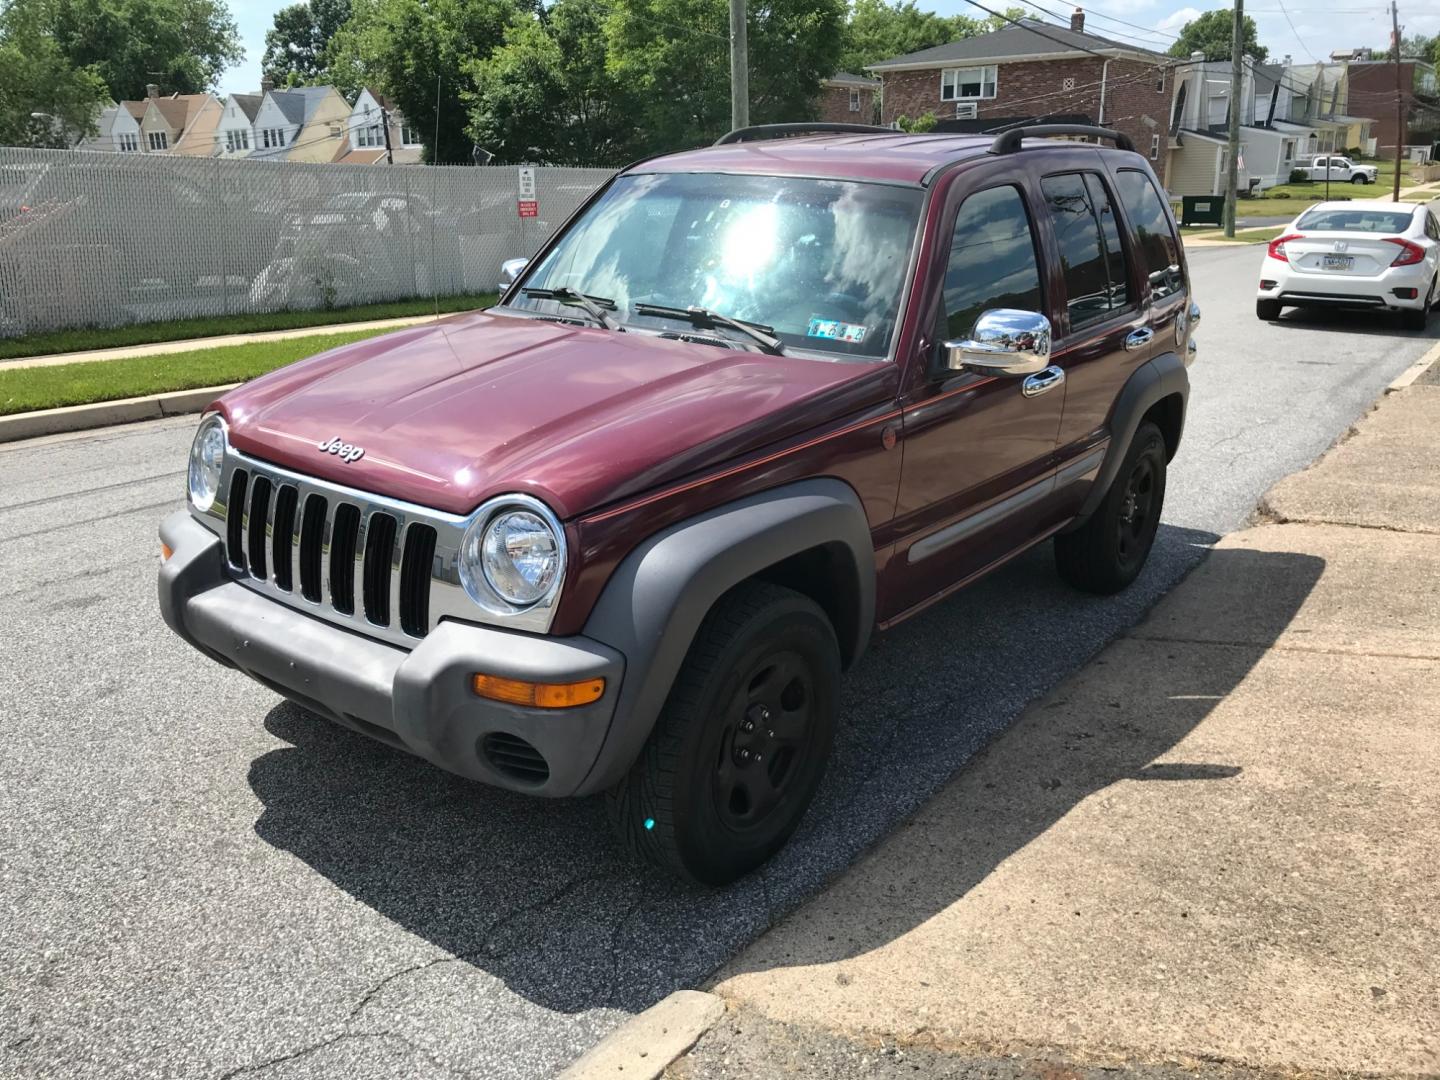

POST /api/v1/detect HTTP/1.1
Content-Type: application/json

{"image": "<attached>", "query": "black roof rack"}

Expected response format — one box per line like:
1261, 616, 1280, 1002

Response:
988, 124, 1135, 155
714, 122, 893, 146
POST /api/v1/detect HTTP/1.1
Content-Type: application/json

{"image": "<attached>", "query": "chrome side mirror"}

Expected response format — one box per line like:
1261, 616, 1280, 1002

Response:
944, 308, 1052, 376
499, 257, 528, 289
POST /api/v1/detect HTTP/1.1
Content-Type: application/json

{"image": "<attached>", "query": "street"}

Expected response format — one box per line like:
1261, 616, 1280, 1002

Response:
2, 245, 1437, 1079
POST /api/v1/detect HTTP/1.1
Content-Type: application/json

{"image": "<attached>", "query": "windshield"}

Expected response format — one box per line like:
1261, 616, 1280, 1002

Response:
509, 172, 925, 359
1295, 207, 1416, 233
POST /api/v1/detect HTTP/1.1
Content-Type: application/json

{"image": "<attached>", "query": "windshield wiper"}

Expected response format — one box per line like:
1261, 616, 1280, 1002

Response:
633, 303, 784, 355
522, 287, 623, 331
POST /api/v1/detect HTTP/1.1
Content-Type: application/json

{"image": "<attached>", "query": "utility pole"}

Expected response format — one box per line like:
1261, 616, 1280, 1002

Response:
381, 106, 394, 165
729, 0, 749, 130
1223, 0, 1244, 237
1391, 0, 1404, 202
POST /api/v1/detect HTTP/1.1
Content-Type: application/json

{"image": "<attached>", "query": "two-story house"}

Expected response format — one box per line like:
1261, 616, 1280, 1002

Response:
1166, 55, 1323, 195
135, 86, 222, 155
817, 73, 881, 125
337, 88, 424, 164
867, 9, 1175, 184
216, 94, 262, 157
1346, 56, 1439, 156
251, 81, 305, 159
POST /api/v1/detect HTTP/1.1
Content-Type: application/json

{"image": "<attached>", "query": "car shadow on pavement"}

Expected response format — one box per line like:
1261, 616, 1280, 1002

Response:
1268, 306, 1440, 338
719, 540, 1326, 977
244, 523, 1286, 1017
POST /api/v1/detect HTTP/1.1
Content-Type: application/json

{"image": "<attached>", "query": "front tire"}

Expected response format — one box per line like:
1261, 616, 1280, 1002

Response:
1055, 421, 1167, 595
1257, 298, 1281, 320
607, 581, 840, 886
1351, 174, 1368, 185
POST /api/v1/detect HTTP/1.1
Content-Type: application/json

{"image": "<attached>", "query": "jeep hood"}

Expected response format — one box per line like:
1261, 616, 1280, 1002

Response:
217, 310, 893, 518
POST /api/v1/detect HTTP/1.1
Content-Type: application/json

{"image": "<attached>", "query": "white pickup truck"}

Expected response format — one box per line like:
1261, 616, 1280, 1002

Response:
1296, 155, 1379, 184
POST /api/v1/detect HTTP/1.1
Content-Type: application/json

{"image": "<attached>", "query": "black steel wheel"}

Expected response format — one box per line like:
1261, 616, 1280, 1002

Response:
1055, 421, 1168, 594
608, 581, 839, 885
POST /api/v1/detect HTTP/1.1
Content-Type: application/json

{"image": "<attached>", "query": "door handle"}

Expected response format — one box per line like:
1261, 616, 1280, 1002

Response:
1124, 327, 1154, 352
1021, 365, 1065, 397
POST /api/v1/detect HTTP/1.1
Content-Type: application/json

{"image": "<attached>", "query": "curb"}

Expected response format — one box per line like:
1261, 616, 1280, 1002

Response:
0, 384, 237, 444
557, 990, 724, 1080
1387, 339, 1440, 393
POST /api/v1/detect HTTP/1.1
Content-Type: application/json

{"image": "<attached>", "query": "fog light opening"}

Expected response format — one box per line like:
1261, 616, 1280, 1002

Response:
1392, 287, 1419, 300
472, 673, 606, 709
1259, 279, 1277, 290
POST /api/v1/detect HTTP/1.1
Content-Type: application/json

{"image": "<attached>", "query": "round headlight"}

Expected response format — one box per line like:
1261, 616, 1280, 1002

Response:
188, 414, 227, 512
458, 501, 563, 609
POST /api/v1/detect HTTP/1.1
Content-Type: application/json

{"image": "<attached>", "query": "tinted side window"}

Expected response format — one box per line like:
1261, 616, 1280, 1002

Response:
1084, 173, 1130, 310
1041, 173, 1111, 329
1115, 169, 1184, 301
943, 185, 1043, 340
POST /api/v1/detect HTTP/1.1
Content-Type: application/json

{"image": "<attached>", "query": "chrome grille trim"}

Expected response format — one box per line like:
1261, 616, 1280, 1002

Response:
193, 445, 564, 648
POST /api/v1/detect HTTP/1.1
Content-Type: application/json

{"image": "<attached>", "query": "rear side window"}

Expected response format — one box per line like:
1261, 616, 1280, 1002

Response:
1041, 173, 1118, 330
943, 185, 1043, 341
1115, 169, 1184, 302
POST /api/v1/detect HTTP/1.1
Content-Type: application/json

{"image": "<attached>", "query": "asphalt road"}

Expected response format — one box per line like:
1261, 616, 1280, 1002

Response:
2, 245, 1435, 1080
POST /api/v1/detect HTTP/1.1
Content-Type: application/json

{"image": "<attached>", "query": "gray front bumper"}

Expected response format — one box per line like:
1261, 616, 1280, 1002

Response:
158, 511, 624, 796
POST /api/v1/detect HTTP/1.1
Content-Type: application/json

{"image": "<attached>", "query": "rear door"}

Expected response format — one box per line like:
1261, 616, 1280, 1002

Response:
1039, 169, 1151, 511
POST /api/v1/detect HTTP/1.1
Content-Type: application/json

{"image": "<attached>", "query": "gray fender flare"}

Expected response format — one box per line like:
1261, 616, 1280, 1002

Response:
1071, 350, 1188, 525
574, 477, 875, 795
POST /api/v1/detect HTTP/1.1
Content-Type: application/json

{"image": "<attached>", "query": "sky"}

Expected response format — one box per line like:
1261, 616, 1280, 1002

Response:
218, 0, 1440, 96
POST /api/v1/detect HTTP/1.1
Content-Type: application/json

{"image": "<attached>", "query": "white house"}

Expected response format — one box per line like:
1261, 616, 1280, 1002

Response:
251, 82, 305, 158
1166, 55, 1320, 195
338, 88, 424, 164
109, 101, 144, 153
217, 93, 261, 157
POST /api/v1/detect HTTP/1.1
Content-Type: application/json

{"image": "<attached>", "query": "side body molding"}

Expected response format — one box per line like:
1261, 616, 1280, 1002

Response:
1070, 350, 1189, 527
576, 478, 875, 795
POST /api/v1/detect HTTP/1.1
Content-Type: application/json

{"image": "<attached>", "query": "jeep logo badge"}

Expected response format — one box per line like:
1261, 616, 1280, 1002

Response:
317, 436, 365, 464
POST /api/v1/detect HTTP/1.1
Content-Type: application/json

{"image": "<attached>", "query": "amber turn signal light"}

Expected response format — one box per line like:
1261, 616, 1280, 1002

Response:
160, 542, 174, 561
472, 674, 605, 709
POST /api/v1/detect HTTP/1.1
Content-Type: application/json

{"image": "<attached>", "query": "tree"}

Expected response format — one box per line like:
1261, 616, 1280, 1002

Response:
605, 0, 845, 154
0, 1, 108, 147
1166, 9, 1267, 63
34, 0, 244, 99
838, 0, 981, 75
327, 0, 523, 162
467, 0, 640, 165
262, 0, 352, 85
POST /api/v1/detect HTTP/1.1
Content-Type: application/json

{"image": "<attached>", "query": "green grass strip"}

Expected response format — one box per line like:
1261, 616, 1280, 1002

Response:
0, 294, 495, 361
0, 328, 391, 416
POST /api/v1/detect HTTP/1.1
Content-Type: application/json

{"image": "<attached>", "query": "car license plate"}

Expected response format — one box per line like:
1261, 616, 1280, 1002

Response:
1323, 255, 1354, 270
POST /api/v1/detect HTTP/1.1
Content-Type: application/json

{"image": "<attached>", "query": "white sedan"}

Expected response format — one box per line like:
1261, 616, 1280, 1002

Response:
1256, 200, 1440, 330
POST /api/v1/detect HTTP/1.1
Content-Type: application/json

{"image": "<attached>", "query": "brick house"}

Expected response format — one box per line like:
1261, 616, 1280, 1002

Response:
818, 73, 881, 124
867, 9, 1174, 184
1344, 58, 1439, 154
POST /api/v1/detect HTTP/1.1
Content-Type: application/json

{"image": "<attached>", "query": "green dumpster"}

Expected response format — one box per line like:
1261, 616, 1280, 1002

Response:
1181, 195, 1224, 227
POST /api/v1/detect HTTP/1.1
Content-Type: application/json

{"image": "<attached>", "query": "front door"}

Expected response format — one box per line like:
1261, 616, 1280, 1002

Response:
885, 175, 1066, 622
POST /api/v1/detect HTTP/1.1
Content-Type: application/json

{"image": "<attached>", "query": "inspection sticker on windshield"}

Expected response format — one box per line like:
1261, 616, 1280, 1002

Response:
807, 318, 868, 344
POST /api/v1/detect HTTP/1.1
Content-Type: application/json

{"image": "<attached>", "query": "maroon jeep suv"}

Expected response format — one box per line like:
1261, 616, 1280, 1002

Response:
159, 123, 1196, 885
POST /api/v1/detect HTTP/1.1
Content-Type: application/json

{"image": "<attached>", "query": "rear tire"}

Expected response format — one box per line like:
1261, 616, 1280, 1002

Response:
1055, 421, 1167, 595
607, 581, 840, 886
1402, 305, 1429, 331
1256, 298, 1282, 320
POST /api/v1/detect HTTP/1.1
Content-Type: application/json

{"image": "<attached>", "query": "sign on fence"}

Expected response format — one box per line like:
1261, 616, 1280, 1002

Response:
0, 148, 615, 338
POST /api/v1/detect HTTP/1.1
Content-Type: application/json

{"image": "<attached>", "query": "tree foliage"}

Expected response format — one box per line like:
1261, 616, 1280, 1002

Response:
604, 0, 845, 154
467, 0, 640, 165
1166, 9, 1267, 63
837, 0, 981, 75
327, 0, 522, 162
34, 0, 244, 99
262, 0, 352, 86
0, 0, 108, 147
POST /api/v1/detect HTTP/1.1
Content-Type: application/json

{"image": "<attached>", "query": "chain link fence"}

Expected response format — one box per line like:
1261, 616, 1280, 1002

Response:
0, 148, 614, 338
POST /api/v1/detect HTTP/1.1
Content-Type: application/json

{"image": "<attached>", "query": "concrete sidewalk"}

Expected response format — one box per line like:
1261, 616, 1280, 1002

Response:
0, 312, 454, 371
674, 377, 1440, 1077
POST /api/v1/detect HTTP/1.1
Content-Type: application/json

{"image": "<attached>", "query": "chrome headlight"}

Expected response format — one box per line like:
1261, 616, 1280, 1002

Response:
458, 496, 565, 611
187, 414, 227, 512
